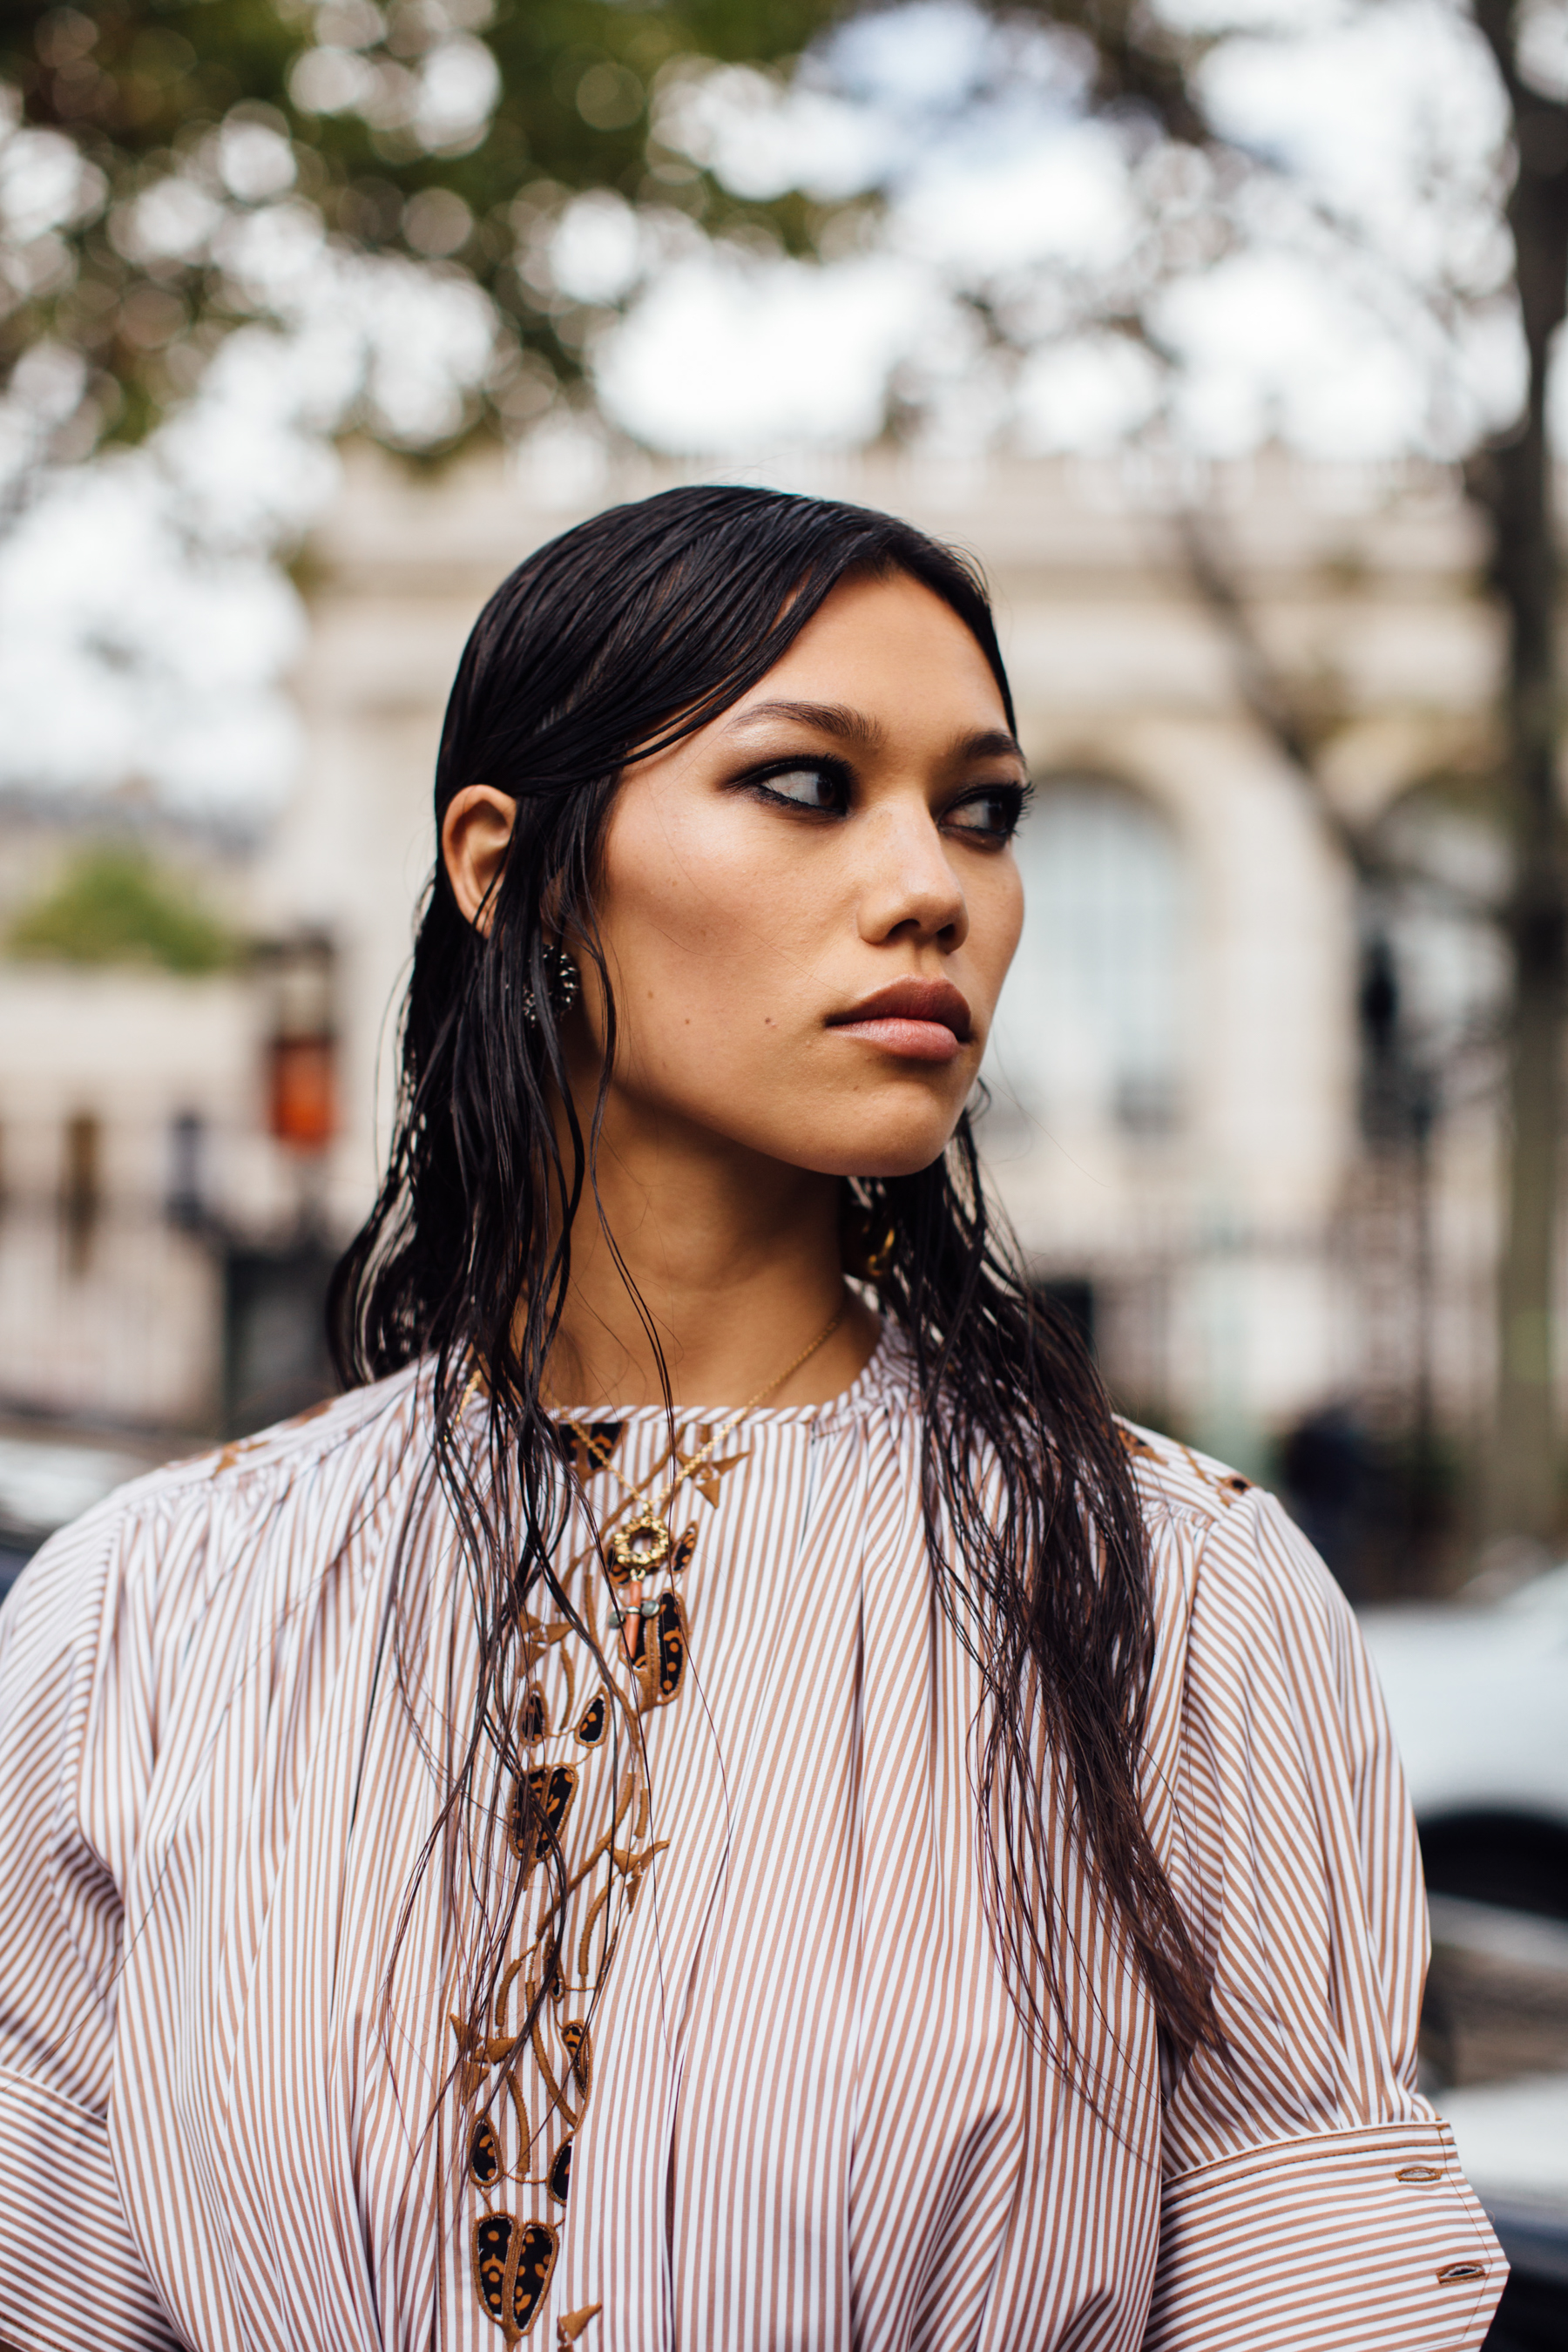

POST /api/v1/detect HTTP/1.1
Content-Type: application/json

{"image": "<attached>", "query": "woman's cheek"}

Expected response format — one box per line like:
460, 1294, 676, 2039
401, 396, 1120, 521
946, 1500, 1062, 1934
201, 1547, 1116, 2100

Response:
978, 867, 1025, 1001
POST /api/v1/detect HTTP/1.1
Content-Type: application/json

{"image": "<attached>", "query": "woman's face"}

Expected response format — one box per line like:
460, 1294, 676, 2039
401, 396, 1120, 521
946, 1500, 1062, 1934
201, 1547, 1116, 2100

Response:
449, 567, 1029, 1180
592, 567, 1029, 1179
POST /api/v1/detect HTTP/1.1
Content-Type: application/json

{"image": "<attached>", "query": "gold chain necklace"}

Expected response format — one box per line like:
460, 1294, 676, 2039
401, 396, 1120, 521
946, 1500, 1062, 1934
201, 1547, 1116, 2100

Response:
578, 1300, 846, 1586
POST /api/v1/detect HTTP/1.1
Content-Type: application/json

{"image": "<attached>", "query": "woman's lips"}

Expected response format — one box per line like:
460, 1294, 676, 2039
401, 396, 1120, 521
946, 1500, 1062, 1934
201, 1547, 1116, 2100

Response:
830, 1016, 963, 1064
827, 980, 972, 1064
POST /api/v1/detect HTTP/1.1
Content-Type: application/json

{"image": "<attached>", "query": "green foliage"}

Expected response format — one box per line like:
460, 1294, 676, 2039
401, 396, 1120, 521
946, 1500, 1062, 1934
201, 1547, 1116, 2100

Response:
2, 0, 841, 455
7, 844, 240, 972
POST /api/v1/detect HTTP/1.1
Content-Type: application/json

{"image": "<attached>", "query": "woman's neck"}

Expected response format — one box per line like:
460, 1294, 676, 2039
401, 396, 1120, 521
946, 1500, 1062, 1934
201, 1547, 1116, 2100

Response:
537, 1120, 879, 1413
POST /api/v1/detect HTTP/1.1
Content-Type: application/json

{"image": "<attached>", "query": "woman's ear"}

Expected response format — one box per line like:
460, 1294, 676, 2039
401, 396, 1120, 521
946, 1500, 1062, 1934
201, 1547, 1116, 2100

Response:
442, 786, 518, 931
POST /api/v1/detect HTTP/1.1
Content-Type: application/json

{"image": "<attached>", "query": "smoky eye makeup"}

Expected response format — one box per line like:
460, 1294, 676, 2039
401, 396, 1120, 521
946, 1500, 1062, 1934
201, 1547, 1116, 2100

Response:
724, 753, 1030, 836
940, 780, 1032, 841
730, 754, 855, 814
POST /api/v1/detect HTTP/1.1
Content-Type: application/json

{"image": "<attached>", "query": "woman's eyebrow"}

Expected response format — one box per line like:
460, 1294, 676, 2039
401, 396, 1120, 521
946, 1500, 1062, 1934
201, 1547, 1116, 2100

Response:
959, 727, 1027, 763
722, 699, 885, 748
721, 703, 1025, 767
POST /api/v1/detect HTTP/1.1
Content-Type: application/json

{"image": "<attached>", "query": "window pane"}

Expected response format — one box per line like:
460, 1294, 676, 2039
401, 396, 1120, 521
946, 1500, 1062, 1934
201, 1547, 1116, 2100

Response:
987, 781, 1185, 1135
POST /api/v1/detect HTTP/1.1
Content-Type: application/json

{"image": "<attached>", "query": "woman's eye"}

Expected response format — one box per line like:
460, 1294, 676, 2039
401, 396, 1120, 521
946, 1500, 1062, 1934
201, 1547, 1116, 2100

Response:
756, 765, 844, 813
946, 787, 1025, 841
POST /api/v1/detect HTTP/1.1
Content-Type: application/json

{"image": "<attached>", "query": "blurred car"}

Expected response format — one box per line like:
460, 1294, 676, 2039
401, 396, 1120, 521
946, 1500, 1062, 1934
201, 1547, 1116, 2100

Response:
1361, 1567, 1568, 1918
1361, 1572, 1568, 2352
0, 1428, 158, 1610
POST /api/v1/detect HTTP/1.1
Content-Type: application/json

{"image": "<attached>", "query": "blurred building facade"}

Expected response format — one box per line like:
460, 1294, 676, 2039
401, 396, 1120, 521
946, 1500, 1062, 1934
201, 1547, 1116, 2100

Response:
0, 442, 1506, 1509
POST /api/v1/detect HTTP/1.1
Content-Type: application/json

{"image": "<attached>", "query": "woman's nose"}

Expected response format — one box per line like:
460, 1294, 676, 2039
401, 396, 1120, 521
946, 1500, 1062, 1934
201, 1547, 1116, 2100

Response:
855, 803, 969, 949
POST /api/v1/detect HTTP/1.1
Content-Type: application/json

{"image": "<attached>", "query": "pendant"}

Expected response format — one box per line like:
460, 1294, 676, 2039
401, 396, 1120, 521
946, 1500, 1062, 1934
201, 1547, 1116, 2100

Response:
605, 1505, 672, 1584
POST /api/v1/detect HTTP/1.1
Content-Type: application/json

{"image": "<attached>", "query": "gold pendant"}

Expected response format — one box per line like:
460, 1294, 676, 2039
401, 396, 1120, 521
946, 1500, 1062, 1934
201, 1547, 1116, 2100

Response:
605, 1506, 672, 1584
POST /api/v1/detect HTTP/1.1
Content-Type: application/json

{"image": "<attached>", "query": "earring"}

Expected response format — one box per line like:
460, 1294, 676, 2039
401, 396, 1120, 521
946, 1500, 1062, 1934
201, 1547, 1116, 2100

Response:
861, 1221, 897, 1281
521, 943, 581, 1029
841, 1191, 898, 1283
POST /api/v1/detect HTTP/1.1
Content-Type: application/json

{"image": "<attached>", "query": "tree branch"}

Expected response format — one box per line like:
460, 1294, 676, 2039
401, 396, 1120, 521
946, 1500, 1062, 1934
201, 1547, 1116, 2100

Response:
1172, 507, 1375, 881
1014, 0, 1215, 149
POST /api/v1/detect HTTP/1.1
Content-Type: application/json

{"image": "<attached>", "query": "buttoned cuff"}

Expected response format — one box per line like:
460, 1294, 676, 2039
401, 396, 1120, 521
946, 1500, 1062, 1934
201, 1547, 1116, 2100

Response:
1145, 2119, 1504, 2350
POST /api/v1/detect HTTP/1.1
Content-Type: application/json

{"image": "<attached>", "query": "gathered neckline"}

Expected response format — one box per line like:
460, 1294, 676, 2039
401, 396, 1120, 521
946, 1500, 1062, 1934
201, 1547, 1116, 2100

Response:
546, 1316, 911, 1434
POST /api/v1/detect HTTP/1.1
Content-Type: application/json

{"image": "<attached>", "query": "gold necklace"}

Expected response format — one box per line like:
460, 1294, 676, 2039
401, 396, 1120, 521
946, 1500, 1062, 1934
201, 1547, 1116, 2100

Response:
578, 1301, 846, 1586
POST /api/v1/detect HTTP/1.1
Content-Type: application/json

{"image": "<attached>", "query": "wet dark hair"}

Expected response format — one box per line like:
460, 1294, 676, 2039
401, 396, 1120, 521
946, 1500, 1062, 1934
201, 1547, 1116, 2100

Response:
329, 483, 1218, 2119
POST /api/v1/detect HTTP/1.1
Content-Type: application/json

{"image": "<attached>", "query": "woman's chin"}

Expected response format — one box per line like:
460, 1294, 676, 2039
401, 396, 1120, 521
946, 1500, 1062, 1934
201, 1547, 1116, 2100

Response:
779, 1116, 969, 1183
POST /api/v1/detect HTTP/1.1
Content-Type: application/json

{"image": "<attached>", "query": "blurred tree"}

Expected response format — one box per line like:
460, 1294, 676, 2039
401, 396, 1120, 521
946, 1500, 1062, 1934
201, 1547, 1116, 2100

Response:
0, 0, 837, 463
1468, 0, 1568, 1544
8, 841, 237, 970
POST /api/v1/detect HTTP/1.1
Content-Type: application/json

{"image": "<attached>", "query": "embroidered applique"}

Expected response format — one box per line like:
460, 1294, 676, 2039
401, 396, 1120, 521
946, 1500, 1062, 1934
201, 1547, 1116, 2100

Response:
574, 1692, 608, 1747
470, 2117, 503, 2186
637, 1591, 686, 1710
686, 1449, 749, 1508
559, 1421, 625, 1474
462, 1411, 733, 2345
458, 1665, 668, 2340
507, 2073, 533, 2170
212, 1432, 269, 1476
472, 2213, 558, 2338
211, 1396, 335, 1475
558, 2022, 591, 2098
521, 1619, 574, 1674
509, 1766, 579, 1878
1178, 1444, 1254, 1506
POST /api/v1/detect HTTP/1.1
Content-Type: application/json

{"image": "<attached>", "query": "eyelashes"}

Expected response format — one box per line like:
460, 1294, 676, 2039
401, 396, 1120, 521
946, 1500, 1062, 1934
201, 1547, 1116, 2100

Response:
733, 758, 1030, 841
744, 757, 853, 814
735, 754, 855, 814
946, 782, 1031, 841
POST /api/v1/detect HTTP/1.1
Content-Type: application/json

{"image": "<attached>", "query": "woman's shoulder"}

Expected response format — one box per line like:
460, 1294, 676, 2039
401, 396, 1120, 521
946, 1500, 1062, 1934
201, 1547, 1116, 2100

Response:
2, 1362, 436, 1655
1117, 1415, 1356, 1675
107, 1357, 431, 1532
175, 1357, 431, 1493
1115, 1416, 1271, 1524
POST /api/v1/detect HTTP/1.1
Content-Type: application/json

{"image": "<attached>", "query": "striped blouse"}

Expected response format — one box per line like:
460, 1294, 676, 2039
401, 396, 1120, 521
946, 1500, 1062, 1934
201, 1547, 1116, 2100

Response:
0, 1326, 1503, 2351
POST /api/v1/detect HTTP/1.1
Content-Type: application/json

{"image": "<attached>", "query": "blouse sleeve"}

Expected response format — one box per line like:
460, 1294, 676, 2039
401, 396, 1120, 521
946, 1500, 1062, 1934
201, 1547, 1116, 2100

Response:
1139, 1481, 1504, 2351
0, 1497, 182, 2352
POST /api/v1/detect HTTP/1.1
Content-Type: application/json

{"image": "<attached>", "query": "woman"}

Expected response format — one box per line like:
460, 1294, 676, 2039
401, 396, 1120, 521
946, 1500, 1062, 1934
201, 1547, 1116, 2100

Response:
0, 487, 1501, 2352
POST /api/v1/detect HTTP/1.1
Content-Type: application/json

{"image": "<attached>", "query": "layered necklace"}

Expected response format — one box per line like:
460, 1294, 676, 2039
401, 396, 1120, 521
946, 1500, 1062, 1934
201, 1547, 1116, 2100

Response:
597, 1303, 844, 1572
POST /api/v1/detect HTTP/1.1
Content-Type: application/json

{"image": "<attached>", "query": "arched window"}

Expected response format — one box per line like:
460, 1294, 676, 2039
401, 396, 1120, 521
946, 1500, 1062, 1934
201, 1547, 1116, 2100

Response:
985, 778, 1186, 1138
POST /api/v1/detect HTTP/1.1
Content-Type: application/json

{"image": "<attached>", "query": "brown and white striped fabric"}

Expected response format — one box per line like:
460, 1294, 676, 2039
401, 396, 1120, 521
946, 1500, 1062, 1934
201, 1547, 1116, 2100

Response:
0, 1328, 1504, 2350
